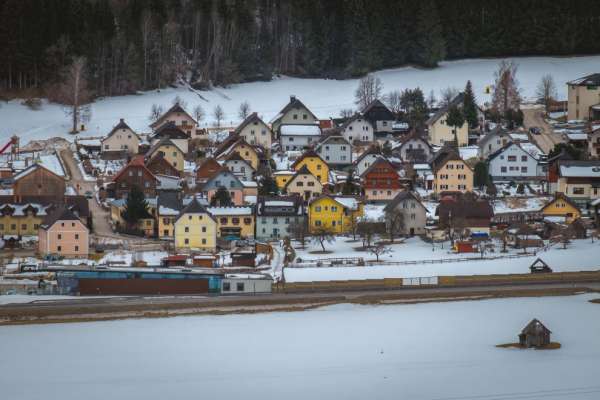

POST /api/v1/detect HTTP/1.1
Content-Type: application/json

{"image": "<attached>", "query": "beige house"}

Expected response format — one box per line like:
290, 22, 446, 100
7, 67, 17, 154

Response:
270, 95, 319, 135
38, 207, 89, 258
150, 103, 204, 139
174, 198, 217, 252
426, 93, 469, 147
283, 165, 323, 202
432, 153, 473, 194
234, 112, 272, 151
101, 119, 140, 155
146, 138, 185, 173
589, 127, 600, 158
567, 74, 600, 121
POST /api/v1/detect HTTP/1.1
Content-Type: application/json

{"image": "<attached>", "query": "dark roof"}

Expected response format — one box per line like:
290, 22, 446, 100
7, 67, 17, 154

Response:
224, 151, 247, 163
146, 137, 182, 158
112, 155, 158, 183
195, 158, 222, 180
397, 130, 432, 151
157, 192, 183, 214
436, 198, 494, 219
175, 196, 214, 223
360, 156, 397, 178
354, 145, 381, 165
271, 96, 318, 124
426, 92, 465, 126
430, 148, 469, 173
234, 112, 269, 134
151, 122, 189, 140
150, 103, 197, 129
291, 149, 327, 169
567, 73, 600, 87
40, 206, 82, 230
521, 319, 551, 335
256, 195, 303, 216
383, 191, 426, 213
103, 119, 138, 142
361, 99, 393, 117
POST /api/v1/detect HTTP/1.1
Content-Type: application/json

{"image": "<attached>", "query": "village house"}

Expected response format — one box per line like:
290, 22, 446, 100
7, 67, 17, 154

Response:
589, 127, 600, 158
541, 193, 582, 224
201, 168, 245, 206
222, 152, 255, 181
283, 165, 323, 202
567, 73, 600, 121
354, 146, 382, 176
206, 206, 255, 240
308, 195, 363, 234
150, 103, 201, 138
156, 192, 183, 239
255, 195, 304, 240
361, 99, 396, 135
270, 95, 319, 135
234, 112, 272, 151
519, 319, 552, 348
112, 155, 159, 199
432, 152, 474, 194
426, 93, 469, 147
315, 135, 352, 166
38, 207, 89, 258
361, 157, 404, 202
174, 197, 217, 251
383, 191, 428, 236
109, 197, 156, 236
291, 149, 330, 185
478, 127, 513, 158
214, 135, 261, 170
274, 170, 295, 190
146, 137, 185, 173
149, 121, 190, 155
487, 142, 546, 181
100, 119, 140, 157
436, 196, 494, 236
145, 153, 180, 177
338, 113, 374, 144
554, 160, 600, 207
279, 124, 322, 151
12, 163, 66, 201
194, 158, 222, 187
395, 131, 433, 163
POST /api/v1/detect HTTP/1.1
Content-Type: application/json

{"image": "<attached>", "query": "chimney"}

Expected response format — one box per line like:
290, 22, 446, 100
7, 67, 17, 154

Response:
290, 95, 296, 102
120, 118, 124, 123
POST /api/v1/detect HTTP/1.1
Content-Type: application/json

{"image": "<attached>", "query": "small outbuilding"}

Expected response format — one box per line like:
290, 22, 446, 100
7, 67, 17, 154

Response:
530, 258, 552, 273
518, 319, 551, 348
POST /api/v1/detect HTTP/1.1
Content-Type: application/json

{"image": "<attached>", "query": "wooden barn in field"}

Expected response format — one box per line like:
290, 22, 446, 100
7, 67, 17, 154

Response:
519, 319, 551, 348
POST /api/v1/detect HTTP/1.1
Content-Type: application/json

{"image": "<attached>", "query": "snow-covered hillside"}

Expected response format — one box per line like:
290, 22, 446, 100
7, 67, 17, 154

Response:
1, 55, 599, 146
1, 294, 599, 400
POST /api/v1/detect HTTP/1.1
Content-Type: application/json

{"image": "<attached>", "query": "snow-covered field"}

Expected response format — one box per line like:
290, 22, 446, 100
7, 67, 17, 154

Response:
285, 237, 600, 282
0, 294, 599, 400
2, 55, 599, 145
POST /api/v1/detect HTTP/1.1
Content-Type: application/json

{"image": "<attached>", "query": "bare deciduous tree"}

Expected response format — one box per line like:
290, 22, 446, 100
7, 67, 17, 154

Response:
311, 227, 335, 252
149, 104, 164, 122
384, 90, 402, 116
492, 60, 521, 114
238, 101, 251, 120
213, 104, 224, 127
339, 108, 354, 119
536, 74, 557, 114
385, 209, 405, 242
369, 243, 391, 262
354, 74, 383, 110
172, 95, 187, 110
193, 104, 205, 124
427, 90, 437, 108
57, 56, 92, 134
289, 219, 309, 249
440, 87, 459, 108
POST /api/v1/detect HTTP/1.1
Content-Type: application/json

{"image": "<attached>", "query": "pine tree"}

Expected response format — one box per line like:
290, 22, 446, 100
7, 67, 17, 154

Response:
474, 161, 488, 189
342, 168, 356, 195
121, 186, 150, 230
414, 0, 446, 68
463, 81, 478, 128
210, 186, 233, 206
445, 105, 465, 147
258, 174, 279, 196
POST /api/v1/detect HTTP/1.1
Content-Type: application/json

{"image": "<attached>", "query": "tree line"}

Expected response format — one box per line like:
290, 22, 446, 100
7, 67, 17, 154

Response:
2, 0, 600, 100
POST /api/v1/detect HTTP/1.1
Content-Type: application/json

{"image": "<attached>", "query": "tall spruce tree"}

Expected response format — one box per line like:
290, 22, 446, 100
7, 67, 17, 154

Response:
121, 185, 150, 230
463, 81, 478, 128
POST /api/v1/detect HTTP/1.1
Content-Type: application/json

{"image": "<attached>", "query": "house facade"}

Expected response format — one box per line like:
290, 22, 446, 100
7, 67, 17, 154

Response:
279, 124, 322, 151
478, 128, 512, 158
396, 133, 433, 163
436, 197, 494, 235
541, 193, 581, 224
361, 157, 404, 202
149, 122, 190, 155
38, 208, 89, 258
223, 152, 255, 181
339, 114, 374, 143
256, 195, 304, 240
201, 169, 245, 206
112, 155, 158, 198
270, 95, 319, 135
291, 150, 329, 185
567, 73, 600, 121
427, 93, 469, 147
214, 136, 261, 170
555, 160, 600, 206
354, 147, 382, 176
101, 119, 140, 155
361, 99, 395, 134
283, 166, 323, 202
432, 153, 474, 194
174, 198, 217, 251
150, 103, 201, 138
234, 112, 272, 150
589, 128, 600, 158
156, 192, 183, 239
315, 136, 352, 166
206, 206, 255, 239
383, 191, 428, 236
12, 164, 66, 201
308, 195, 363, 234
487, 142, 545, 180
146, 138, 185, 173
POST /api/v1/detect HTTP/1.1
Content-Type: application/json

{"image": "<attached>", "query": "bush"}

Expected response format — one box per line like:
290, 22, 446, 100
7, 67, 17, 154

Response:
21, 97, 42, 110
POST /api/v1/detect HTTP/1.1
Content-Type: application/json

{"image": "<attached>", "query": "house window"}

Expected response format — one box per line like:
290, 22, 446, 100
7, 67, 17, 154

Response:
223, 282, 231, 291
75, 246, 79, 252
315, 206, 321, 212
58, 234, 62, 240
237, 282, 245, 291
573, 187, 585, 195
521, 166, 528, 173
521, 156, 528, 162
202, 238, 206, 244
508, 156, 517, 162
244, 218, 252, 225
232, 218, 240, 225
75, 234, 79, 240
220, 217, 227, 224
202, 226, 206, 233
21, 224, 26, 230
185, 227, 189, 233
293, 114, 298, 120
501, 166, 507, 173
184, 238, 189, 245
57, 246, 62, 252
315, 220, 322, 226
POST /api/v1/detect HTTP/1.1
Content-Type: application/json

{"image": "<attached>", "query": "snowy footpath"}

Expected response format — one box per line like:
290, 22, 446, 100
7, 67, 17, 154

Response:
0, 294, 599, 400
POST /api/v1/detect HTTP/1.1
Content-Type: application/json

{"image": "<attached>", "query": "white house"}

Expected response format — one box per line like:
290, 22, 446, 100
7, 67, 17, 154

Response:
280, 124, 322, 151
487, 142, 546, 180
315, 136, 352, 166
354, 147, 382, 176
339, 114, 374, 144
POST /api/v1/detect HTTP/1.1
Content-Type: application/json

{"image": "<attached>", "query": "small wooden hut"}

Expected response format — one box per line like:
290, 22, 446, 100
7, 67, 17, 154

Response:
530, 258, 552, 274
519, 319, 551, 348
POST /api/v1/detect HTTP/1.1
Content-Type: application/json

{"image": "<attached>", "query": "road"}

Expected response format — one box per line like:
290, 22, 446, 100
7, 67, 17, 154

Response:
522, 107, 565, 154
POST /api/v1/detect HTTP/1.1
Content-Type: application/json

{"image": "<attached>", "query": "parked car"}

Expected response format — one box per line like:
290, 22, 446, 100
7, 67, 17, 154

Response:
84, 190, 94, 199
529, 127, 542, 135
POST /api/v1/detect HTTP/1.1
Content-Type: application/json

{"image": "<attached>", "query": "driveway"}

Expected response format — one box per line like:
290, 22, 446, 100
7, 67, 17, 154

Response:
522, 107, 565, 154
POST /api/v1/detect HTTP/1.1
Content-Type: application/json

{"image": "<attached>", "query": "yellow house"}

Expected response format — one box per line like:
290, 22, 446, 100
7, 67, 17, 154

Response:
432, 153, 473, 194
0, 204, 45, 237
274, 171, 295, 190
308, 195, 363, 234
215, 137, 261, 170
291, 149, 329, 185
146, 138, 185, 173
110, 198, 156, 237
426, 93, 469, 147
174, 198, 217, 251
284, 166, 323, 202
156, 193, 183, 239
541, 193, 582, 224
207, 206, 255, 239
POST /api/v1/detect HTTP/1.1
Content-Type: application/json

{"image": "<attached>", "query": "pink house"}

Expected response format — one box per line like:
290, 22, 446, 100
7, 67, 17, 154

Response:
38, 207, 89, 258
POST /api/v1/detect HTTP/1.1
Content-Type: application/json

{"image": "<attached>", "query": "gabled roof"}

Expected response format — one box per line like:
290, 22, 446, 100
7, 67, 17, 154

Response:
397, 130, 433, 151
175, 196, 214, 223
486, 141, 540, 163
102, 119, 139, 142
478, 126, 511, 149
234, 112, 270, 134
567, 73, 600, 87
145, 137, 183, 159
308, 194, 360, 210
521, 319, 551, 335
224, 151, 253, 167
354, 146, 381, 165
270, 96, 318, 124
195, 158, 222, 180
339, 113, 370, 131
112, 155, 158, 183
291, 149, 327, 169
316, 135, 351, 147
40, 206, 82, 230
283, 165, 320, 190
150, 103, 197, 129
361, 99, 393, 117
12, 163, 64, 182
426, 92, 465, 126
360, 156, 398, 178
150, 121, 190, 140
157, 192, 183, 215
436, 198, 494, 219
541, 193, 581, 213
431, 149, 470, 173
383, 191, 427, 213
557, 160, 600, 178
203, 167, 243, 188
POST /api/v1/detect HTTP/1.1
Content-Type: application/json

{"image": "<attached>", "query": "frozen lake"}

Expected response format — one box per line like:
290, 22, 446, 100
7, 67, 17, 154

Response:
1, 55, 600, 144
1, 294, 599, 400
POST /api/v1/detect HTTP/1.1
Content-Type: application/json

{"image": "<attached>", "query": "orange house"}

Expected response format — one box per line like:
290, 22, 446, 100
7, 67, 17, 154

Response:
38, 207, 89, 258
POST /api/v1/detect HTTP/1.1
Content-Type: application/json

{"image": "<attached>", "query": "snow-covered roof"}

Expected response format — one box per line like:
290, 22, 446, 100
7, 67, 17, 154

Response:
458, 146, 478, 160
241, 180, 257, 188
207, 206, 253, 216
334, 197, 359, 211
413, 163, 431, 170
519, 142, 545, 159
156, 175, 182, 190
244, 195, 257, 205
279, 124, 321, 136
509, 133, 529, 142
559, 163, 600, 178
273, 170, 294, 175
566, 132, 588, 141
264, 200, 295, 207
158, 205, 180, 216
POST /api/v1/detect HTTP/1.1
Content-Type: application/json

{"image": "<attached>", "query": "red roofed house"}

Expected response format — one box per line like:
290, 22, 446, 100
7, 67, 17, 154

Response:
112, 155, 158, 199
361, 157, 404, 202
